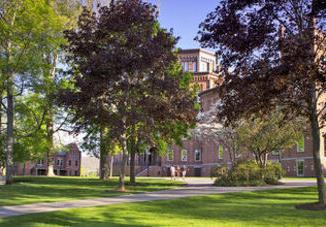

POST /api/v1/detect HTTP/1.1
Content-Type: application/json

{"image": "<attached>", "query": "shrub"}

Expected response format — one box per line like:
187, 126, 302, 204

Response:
210, 165, 229, 179
231, 161, 262, 183
263, 162, 285, 185
214, 161, 284, 186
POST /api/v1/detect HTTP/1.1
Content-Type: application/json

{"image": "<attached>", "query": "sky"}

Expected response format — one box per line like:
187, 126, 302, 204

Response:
148, 0, 219, 49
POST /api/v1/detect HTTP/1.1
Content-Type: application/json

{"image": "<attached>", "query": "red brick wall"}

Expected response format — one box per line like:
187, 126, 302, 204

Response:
14, 143, 81, 176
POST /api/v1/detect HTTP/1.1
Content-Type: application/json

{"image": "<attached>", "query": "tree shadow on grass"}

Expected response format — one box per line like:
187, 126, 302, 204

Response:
0, 187, 325, 226
0, 177, 182, 206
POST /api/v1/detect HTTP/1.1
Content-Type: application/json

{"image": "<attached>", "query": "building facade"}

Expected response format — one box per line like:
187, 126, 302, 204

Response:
14, 143, 82, 176
111, 48, 326, 177
178, 49, 223, 91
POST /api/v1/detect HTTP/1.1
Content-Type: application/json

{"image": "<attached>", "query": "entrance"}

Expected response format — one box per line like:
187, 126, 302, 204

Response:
194, 167, 201, 177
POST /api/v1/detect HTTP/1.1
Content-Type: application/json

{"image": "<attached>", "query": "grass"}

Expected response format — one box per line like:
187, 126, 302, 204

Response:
0, 176, 184, 206
0, 187, 325, 226
283, 177, 318, 181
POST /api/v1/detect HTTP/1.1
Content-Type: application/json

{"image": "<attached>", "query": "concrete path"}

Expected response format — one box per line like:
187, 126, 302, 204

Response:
162, 177, 215, 186
0, 180, 315, 218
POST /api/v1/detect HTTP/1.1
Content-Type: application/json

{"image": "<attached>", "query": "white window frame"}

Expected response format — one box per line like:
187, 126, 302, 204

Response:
219, 144, 224, 160
167, 150, 174, 161
296, 137, 305, 153
181, 149, 188, 162
297, 160, 304, 177
183, 62, 189, 71
194, 149, 201, 162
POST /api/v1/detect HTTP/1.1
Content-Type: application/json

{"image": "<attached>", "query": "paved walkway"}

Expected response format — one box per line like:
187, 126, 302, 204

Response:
0, 180, 315, 218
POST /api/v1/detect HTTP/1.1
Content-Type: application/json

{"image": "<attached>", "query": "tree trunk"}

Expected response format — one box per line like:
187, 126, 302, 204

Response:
23, 162, 25, 176
130, 150, 136, 185
46, 151, 55, 176
310, 110, 326, 204
307, 14, 326, 205
99, 127, 109, 180
46, 52, 58, 177
99, 148, 107, 180
109, 155, 114, 179
118, 134, 128, 191
6, 75, 14, 184
0, 92, 4, 175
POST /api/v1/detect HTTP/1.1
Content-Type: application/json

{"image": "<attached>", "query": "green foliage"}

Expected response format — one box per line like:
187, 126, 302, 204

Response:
59, 1, 198, 187
14, 93, 49, 162
0, 0, 81, 179
210, 165, 228, 178
214, 161, 284, 186
236, 110, 304, 168
263, 162, 285, 185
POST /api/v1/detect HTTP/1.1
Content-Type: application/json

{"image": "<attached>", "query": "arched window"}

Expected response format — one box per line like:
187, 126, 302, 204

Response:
181, 149, 188, 162
167, 150, 174, 161
195, 149, 201, 161
218, 144, 224, 160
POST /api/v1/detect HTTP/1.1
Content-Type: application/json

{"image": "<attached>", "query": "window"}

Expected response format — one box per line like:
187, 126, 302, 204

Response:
207, 62, 211, 72
56, 159, 63, 166
272, 150, 280, 156
297, 160, 304, 176
201, 62, 207, 72
189, 62, 194, 72
219, 145, 224, 160
297, 137, 304, 153
181, 149, 188, 162
75, 160, 78, 166
69, 160, 71, 166
182, 62, 189, 71
72, 153, 79, 160
167, 150, 174, 161
37, 160, 44, 165
195, 149, 201, 161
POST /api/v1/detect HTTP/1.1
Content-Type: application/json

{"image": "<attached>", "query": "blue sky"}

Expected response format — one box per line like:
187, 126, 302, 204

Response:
148, 0, 219, 49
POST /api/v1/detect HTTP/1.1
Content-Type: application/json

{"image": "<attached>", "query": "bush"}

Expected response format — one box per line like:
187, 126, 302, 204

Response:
210, 165, 229, 179
263, 162, 285, 185
214, 161, 284, 186
231, 161, 262, 183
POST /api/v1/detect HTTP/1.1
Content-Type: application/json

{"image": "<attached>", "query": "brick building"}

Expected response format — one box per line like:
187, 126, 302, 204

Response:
14, 143, 82, 176
111, 47, 326, 177
112, 49, 227, 177
178, 49, 223, 91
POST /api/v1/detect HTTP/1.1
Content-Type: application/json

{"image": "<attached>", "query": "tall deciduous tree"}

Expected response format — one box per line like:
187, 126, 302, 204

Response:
41, 0, 81, 176
58, 0, 197, 191
0, 0, 65, 184
197, 0, 326, 205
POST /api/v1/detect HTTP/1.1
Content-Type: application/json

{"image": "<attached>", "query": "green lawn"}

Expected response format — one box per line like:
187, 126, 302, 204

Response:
0, 187, 325, 226
283, 177, 319, 181
0, 176, 184, 206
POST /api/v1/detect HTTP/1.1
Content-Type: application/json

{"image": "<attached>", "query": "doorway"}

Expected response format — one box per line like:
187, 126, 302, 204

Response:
194, 167, 201, 177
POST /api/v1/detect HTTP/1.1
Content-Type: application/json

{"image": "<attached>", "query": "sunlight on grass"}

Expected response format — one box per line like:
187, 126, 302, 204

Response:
0, 176, 184, 206
0, 187, 324, 226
